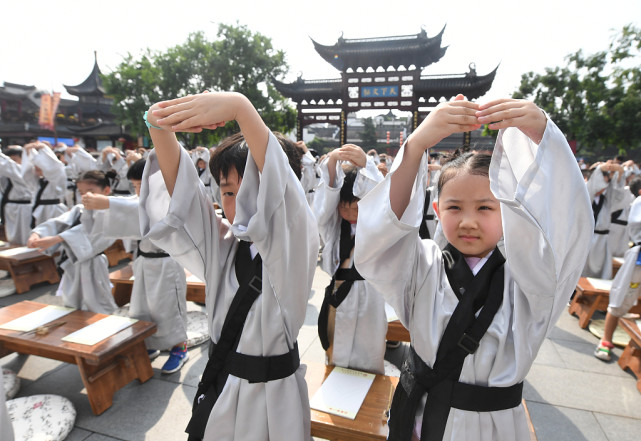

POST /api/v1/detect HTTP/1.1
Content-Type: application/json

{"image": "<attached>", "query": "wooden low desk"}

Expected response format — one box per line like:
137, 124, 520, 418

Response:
569, 277, 641, 329
0, 301, 157, 415
109, 264, 206, 306
0, 248, 60, 294
104, 239, 133, 267
306, 362, 397, 441
618, 317, 641, 394
386, 320, 410, 342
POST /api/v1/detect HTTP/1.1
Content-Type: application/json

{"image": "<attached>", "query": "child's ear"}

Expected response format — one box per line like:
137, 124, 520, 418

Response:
432, 200, 439, 219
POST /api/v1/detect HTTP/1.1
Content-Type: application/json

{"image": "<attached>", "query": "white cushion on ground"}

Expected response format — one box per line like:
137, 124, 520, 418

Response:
0, 278, 16, 298
185, 310, 209, 348
384, 360, 400, 377
7, 394, 76, 441
2, 368, 19, 400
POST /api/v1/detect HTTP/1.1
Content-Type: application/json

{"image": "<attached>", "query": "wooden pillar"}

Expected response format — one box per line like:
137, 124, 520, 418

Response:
296, 106, 303, 142
340, 110, 347, 145
463, 131, 471, 148
413, 109, 419, 131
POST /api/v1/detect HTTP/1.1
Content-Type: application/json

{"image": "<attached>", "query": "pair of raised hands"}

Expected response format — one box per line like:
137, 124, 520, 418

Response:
407, 95, 547, 152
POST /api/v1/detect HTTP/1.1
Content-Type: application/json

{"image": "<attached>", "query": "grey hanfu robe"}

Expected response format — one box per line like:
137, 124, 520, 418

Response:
26, 146, 68, 227
313, 155, 387, 374
583, 166, 628, 279
99, 195, 188, 350
31, 206, 117, 314
609, 195, 641, 315
0, 370, 14, 441
354, 120, 593, 441
0, 152, 35, 245
139, 131, 318, 441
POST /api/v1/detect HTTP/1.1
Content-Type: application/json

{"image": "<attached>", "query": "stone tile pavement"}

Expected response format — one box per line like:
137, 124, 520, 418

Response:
1, 262, 640, 440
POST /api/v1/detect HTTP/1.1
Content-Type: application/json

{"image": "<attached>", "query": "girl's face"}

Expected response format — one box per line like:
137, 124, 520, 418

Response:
338, 200, 359, 224
219, 167, 241, 224
77, 181, 110, 196
433, 173, 502, 258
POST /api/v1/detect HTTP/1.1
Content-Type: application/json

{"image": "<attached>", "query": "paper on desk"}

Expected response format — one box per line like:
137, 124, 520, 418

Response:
586, 277, 612, 291
385, 302, 398, 322
61, 315, 137, 345
0, 305, 74, 332
613, 257, 625, 265
186, 274, 204, 283
0, 246, 36, 258
310, 366, 375, 420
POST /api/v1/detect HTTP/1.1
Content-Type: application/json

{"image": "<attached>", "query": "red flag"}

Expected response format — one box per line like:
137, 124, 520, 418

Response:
38, 94, 52, 129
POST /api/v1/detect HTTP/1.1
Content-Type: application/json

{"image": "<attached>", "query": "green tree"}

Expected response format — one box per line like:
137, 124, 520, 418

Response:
512, 24, 641, 158
102, 23, 296, 148
360, 117, 378, 149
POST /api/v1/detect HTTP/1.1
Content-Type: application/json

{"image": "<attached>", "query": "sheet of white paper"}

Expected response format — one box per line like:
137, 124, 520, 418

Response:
310, 366, 375, 420
613, 257, 625, 265
586, 277, 612, 291
129, 275, 135, 281
385, 302, 398, 322
0, 246, 37, 258
0, 305, 74, 332
186, 274, 204, 283
636, 319, 641, 329
61, 315, 137, 345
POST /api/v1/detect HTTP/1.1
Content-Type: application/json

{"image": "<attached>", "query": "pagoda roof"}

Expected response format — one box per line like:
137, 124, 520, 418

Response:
272, 77, 343, 103
416, 64, 498, 101
310, 28, 447, 71
63, 52, 106, 97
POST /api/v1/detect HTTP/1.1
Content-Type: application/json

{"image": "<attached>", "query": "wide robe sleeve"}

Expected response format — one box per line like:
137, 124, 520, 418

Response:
313, 157, 343, 276
232, 131, 320, 335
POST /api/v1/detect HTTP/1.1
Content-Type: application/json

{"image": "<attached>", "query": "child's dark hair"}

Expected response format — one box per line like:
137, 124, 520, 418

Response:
209, 132, 302, 185
437, 150, 492, 198
4, 146, 23, 158
339, 166, 359, 205
629, 177, 641, 197
76, 170, 113, 189
126, 159, 146, 181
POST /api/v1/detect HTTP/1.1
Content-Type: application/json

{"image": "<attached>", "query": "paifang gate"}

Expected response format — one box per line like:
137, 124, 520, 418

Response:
272, 27, 498, 146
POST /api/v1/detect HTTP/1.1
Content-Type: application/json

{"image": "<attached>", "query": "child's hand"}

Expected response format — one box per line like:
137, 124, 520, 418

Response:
81, 192, 110, 210
476, 99, 547, 144
407, 94, 480, 153
28, 235, 62, 252
26, 233, 40, 249
337, 144, 367, 168
153, 92, 243, 133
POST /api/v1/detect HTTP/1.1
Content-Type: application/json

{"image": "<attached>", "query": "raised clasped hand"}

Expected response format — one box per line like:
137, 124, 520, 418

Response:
153, 91, 239, 133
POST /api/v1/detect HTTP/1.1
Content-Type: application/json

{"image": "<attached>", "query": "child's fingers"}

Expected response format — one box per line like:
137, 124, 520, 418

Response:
157, 95, 196, 109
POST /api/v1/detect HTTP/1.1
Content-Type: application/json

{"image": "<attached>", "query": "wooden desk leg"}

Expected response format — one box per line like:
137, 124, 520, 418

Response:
6, 259, 60, 294
618, 340, 641, 394
76, 343, 153, 415
112, 284, 133, 307
569, 293, 600, 329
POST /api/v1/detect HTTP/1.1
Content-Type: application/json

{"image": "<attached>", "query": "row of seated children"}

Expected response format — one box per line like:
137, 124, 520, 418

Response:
133, 91, 592, 441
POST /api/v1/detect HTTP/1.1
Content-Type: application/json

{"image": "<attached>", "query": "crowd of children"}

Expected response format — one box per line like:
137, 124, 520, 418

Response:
1, 90, 639, 441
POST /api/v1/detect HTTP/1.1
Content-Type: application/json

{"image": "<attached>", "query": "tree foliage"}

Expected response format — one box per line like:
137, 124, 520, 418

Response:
513, 24, 641, 158
102, 23, 296, 148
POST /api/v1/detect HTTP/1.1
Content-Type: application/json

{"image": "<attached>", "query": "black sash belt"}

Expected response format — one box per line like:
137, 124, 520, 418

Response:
208, 341, 299, 383
594, 229, 610, 235
611, 219, 628, 226
317, 266, 364, 350
6, 200, 30, 204
388, 245, 522, 441
137, 249, 170, 259
112, 189, 131, 195
419, 189, 433, 240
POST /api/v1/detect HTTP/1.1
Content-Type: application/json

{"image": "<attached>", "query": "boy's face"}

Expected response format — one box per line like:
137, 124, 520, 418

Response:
338, 200, 359, 224
434, 173, 502, 258
219, 167, 241, 224
8, 154, 21, 165
130, 179, 142, 197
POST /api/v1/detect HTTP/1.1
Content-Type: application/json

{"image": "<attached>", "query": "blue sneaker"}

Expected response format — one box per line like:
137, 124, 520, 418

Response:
161, 346, 189, 374
147, 349, 160, 360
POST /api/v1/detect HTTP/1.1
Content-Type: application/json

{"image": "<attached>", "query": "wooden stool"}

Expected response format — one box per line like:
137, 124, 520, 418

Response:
103, 240, 133, 267
386, 320, 410, 343
0, 247, 60, 294
569, 277, 641, 329
618, 318, 641, 394
109, 263, 206, 306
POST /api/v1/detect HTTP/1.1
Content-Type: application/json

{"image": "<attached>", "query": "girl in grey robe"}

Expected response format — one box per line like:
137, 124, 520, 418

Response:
355, 97, 593, 441
27, 170, 117, 314
0, 147, 35, 245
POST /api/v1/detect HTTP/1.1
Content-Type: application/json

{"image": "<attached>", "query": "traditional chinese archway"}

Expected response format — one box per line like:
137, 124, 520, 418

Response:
272, 28, 497, 145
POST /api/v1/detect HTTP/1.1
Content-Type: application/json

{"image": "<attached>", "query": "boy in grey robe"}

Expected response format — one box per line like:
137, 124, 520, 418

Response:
141, 91, 318, 441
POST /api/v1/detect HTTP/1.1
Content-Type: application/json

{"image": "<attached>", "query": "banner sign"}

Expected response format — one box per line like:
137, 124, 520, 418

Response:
360, 86, 399, 98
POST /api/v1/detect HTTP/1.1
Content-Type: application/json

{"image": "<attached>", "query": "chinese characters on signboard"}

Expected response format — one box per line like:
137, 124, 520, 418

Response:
360, 86, 399, 98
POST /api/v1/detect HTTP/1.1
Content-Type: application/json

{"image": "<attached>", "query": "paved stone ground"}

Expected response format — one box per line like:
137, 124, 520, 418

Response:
1, 260, 641, 440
